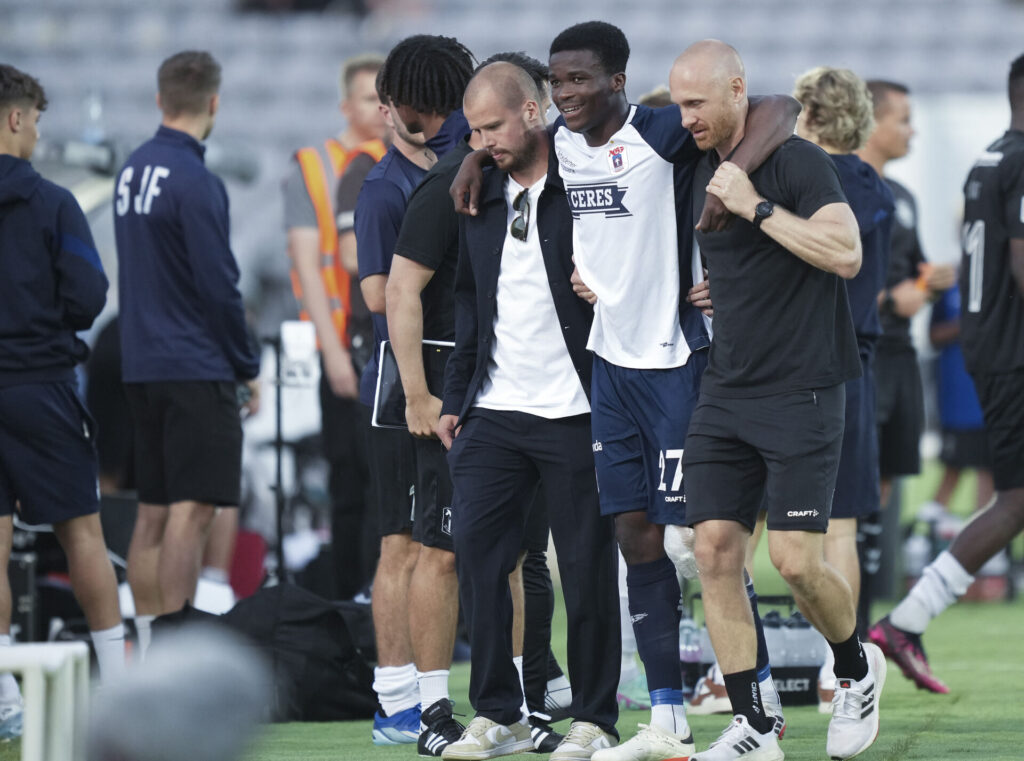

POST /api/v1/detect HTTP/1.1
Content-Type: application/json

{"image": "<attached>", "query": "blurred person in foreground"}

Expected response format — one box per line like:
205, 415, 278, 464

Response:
869, 52, 1024, 695
114, 51, 259, 655
0, 64, 126, 737
88, 624, 271, 761
793, 65, 893, 709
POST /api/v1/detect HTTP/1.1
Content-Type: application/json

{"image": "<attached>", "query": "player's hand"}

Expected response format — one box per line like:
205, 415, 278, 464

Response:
406, 393, 443, 439
706, 161, 760, 220
922, 262, 956, 293
687, 275, 713, 317
242, 379, 260, 417
696, 192, 734, 232
323, 348, 359, 399
571, 259, 597, 304
450, 151, 488, 216
436, 414, 461, 450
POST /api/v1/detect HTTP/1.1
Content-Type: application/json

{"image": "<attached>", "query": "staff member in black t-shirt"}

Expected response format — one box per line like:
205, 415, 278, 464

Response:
670, 41, 884, 761
856, 80, 956, 506
869, 52, 1024, 696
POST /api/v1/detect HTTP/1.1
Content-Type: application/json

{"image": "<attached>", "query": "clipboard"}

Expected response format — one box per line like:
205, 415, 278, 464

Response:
371, 339, 454, 429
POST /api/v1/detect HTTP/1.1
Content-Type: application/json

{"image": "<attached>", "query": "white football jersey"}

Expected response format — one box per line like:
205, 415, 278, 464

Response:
554, 104, 708, 369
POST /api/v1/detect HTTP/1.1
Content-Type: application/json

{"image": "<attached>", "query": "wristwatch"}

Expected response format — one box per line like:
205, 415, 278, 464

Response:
752, 200, 774, 229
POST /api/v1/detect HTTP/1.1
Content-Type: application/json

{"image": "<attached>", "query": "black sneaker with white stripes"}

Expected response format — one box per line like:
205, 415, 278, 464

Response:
691, 714, 783, 761
418, 698, 465, 758
527, 712, 564, 753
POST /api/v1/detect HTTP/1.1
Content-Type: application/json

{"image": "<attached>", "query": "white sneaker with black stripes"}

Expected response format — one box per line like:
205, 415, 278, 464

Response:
826, 642, 886, 760
691, 715, 783, 761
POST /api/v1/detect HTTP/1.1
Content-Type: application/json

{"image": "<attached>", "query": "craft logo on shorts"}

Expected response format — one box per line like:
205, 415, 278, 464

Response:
607, 145, 627, 173
786, 509, 820, 518
441, 506, 453, 536
567, 182, 631, 219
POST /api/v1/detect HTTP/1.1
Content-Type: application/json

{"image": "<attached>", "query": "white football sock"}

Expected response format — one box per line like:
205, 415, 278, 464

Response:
0, 636, 20, 705
650, 702, 690, 736
890, 550, 974, 634
759, 672, 782, 713
513, 655, 528, 719
90, 624, 127, 683
134, 615, 155, 660
373, 664, 419, 716
417, 669, 450, 713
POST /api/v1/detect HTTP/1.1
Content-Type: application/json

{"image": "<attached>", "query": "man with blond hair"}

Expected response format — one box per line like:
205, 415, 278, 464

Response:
793, 65, 894, 710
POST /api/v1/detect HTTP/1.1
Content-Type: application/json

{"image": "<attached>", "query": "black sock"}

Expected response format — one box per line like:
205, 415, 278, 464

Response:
626, 557, 682, 693
723, 669, 772, 734
829, 631, 869, 681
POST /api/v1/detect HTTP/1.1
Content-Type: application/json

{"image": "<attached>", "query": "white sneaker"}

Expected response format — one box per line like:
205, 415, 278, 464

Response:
0, 700, 23, 740
826, 643, 886, 760
441, 716, 533, 760
691, 715, 783, 761
592, 723, 695, 761
688, 664, 731, 715
550, 721, 616, 761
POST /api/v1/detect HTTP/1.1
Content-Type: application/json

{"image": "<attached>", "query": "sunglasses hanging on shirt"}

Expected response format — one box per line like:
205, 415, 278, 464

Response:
510, 188, 531, 242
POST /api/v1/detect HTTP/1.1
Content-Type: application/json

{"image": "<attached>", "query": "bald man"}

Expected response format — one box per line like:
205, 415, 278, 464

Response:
438, 62, 620, 761
671, 41, 885, 761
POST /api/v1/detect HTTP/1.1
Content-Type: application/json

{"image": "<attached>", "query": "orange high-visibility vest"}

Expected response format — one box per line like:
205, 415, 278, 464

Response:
290, 137, 387, 346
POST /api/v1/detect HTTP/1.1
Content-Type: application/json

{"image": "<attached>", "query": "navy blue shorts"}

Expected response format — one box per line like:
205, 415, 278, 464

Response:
590, 351, 708, 525
684, 384, 845, 533
0, 381, 100, 525
832, 355, 881, 519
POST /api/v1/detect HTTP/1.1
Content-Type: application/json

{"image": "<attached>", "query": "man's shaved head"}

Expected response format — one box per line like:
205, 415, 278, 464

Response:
464, 61, 542, 113
670, 39, 748, 154
671, 39, 745, 91
463, 61, 547, 174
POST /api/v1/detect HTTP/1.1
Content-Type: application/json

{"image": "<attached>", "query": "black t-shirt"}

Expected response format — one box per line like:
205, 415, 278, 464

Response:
693, 136, 861, 397
879, 178, 926, 350
391, 139, 472, 342
958, 129, 1024, 374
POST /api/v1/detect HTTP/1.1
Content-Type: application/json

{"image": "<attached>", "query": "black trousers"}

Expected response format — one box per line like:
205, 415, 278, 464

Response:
448, 409, 620, 732
319, 373, 375, 599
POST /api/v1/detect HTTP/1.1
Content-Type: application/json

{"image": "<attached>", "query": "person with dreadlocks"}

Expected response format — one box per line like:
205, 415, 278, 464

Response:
355, 34, 475, 753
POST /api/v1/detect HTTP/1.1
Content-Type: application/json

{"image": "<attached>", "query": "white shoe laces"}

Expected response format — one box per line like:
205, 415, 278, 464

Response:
563, 721, 603, 747
708, 718, 750, 749
831, 678, 871, 720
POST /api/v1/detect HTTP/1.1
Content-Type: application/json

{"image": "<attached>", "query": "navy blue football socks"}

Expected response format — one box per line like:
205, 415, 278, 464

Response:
626, 556, 683, 694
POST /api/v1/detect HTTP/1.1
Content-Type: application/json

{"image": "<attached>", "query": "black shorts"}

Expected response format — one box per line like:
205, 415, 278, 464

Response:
125, 381, 243, 506
367, 424, 415, 537
833, 358, 881, 520
412, 438, 454, 552
0, 381, 100, 525
875, 346, 923, 478
971, 370, 1024, 491
939, 428, 991, 470
684, 385, 845, 533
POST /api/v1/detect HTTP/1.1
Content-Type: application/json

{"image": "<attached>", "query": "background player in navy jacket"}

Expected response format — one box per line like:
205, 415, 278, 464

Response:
0, 65, 125, 726
114, 52, 259, 654
793, 65, 894, 708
